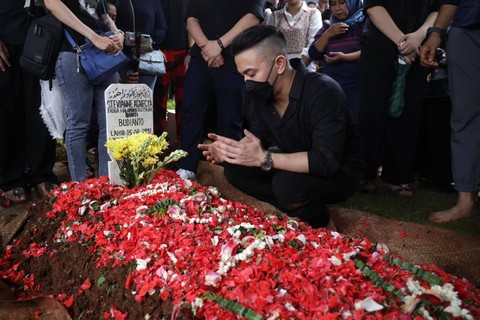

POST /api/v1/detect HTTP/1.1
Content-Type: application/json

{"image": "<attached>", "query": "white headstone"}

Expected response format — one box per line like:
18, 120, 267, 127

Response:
105, 83, 154, 185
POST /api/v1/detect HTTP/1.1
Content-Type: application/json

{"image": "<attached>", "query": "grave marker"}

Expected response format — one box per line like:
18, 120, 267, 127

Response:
105, 83, 154, 185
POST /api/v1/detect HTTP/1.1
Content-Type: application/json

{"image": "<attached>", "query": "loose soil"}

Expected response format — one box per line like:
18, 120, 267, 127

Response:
4, 201, 173, 319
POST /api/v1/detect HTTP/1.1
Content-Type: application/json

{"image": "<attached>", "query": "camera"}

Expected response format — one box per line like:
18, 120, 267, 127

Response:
124, 32, 152, 48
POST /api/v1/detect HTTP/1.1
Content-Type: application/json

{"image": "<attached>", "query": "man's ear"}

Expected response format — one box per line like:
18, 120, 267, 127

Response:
275, 55, 288, 75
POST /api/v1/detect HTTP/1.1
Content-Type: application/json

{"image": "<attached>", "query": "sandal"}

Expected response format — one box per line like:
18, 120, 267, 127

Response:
386, 183, 413, 197
3, 186, 30, 205
37, 182, 58, 199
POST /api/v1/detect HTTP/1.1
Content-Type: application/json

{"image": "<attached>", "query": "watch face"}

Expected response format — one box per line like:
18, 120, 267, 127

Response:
261, 160, 272, 171
260, 151, 273, 171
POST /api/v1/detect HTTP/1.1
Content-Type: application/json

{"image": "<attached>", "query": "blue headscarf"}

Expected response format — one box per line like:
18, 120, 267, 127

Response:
329, 0, 365, 26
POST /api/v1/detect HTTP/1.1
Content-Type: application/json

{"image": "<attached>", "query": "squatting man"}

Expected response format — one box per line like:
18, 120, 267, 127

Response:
199, 25, 365, 229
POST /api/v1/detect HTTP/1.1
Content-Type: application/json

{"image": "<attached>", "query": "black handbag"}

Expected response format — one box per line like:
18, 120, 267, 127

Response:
20, 0, 63, 82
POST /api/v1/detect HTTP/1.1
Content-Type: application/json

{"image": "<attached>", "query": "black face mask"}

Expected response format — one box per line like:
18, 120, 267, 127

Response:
245, 60, 278, 104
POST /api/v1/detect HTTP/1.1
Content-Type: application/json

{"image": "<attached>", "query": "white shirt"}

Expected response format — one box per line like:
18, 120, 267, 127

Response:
265, 1, 322, 71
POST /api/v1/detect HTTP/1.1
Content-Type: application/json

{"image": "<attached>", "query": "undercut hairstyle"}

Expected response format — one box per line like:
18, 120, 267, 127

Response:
232, 25, 287, 59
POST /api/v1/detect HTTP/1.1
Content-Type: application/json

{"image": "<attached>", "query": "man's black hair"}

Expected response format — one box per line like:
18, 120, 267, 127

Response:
231, 25, 287, 57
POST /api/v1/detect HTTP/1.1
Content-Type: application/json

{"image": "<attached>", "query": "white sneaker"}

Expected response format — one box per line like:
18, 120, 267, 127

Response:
176, 168, 196, 181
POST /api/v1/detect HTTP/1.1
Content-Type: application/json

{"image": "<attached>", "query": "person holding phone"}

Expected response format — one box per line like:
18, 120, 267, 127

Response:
115, 0, 167, 89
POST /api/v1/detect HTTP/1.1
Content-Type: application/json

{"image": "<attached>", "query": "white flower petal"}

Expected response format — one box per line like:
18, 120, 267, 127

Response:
355, 297, 384, 312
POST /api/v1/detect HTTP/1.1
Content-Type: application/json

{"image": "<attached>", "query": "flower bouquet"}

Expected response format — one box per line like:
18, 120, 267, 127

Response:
105, 132, 187, 188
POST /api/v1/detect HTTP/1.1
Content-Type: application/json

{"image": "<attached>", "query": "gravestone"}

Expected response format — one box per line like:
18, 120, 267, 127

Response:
105, 84, 154, 185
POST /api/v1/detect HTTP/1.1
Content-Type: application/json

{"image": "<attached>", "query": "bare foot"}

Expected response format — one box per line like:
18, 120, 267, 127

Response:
428, 192, 476, 223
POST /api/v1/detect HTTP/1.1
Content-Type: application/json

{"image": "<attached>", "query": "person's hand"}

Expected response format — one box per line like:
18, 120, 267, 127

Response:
398, 31, 423, 57
0, 40, 10, 72
201, 40, 222, 65
326, 22, 349, 38
209, 55, 224, 68
323, 51, 347, 63
92, 34, 120, 54
109, 33, 125, 53
402, 52, 417, 64
198, 139, 225, 164
203, 130, 265, 167
420, 34, 442, 68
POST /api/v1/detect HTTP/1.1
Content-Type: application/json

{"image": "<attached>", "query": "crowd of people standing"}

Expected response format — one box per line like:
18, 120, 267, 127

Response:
1, 0, 478, 228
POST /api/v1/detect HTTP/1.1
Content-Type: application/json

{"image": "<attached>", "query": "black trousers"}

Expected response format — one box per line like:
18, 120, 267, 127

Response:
416, 95, 453, 191
358, 42, 428, 185
0, 43, 57, 191
224, 164, 360, 228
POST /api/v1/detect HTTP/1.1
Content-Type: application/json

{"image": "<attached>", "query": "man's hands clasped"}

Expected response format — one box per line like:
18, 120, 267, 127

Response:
199, 39, 224, 68
198, 129, 266, 167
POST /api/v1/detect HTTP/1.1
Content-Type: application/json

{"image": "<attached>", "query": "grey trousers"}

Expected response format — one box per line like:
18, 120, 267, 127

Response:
447, 26, 480, 192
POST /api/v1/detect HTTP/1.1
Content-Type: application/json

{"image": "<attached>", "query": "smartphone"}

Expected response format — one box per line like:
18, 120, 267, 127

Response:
124, 32, 152, 48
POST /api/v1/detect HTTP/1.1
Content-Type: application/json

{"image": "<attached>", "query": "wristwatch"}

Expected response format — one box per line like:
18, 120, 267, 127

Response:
216, 38, 225, 50
426, 27, 445, 39
260, 150, 273, 171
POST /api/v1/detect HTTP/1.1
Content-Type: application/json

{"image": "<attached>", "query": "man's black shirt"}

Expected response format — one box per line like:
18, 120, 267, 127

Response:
249, 61, 365, 178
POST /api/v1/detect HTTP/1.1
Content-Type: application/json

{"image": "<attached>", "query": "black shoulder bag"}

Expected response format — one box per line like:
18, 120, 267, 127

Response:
20, 0, 63, 85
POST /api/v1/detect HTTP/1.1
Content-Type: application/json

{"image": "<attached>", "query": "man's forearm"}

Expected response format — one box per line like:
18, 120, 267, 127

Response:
186, 17, 208, 48
417, 12, 438, 35
218, 13, 261, 48
271, 152, 309, 174
433, 4, 458, 29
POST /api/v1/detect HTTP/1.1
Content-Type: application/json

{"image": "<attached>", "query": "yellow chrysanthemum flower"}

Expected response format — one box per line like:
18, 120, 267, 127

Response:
105, 132, 187, 188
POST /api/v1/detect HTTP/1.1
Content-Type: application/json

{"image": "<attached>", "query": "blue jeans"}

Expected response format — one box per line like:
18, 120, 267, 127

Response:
56, 52, 115, 181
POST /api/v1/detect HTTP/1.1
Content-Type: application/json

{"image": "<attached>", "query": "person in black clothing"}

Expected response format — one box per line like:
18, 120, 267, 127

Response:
0, 0, 58, 204
176, 0, 265, 181
357, 0, 439, 196
199, 25, 365, 229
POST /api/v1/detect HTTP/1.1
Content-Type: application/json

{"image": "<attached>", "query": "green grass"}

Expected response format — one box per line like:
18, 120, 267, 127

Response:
167, 99, 175, 111
338, 182, 480, 239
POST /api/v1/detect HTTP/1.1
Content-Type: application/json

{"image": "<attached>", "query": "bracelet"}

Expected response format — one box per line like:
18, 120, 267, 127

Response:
216, 38, 225, 50
115, 29, 125, 36
426, 27, 445, 39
